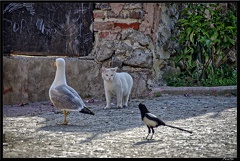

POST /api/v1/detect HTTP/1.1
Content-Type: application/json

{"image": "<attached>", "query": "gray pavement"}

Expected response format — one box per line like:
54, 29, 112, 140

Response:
2, 89, 237, 158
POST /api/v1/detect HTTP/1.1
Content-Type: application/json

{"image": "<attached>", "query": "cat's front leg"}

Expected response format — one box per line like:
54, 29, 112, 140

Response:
104, 90, 112, 109
122, 95, 128, 108
116, 92, 123, 108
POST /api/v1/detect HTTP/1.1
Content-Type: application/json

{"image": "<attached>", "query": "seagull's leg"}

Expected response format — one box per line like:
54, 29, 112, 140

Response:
57, 110, 68, 125
145, 126, 151, 140
62, 110, 68, 125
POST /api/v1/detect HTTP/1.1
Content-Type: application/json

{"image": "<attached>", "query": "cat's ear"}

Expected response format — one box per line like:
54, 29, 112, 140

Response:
102, 67, 106, 72
111, 67, 118, 72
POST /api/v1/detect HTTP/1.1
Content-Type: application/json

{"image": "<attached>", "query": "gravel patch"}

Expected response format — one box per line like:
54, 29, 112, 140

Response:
2, 94, 237, 158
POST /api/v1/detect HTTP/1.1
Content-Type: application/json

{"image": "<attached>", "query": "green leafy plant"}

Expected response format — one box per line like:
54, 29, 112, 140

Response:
154, 92, 162, 97
166, 65, 237, 87
169, 3, 237, 86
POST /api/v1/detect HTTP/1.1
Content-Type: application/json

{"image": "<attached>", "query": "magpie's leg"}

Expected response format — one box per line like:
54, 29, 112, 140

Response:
150, 127, 155, 140
145, 126, 151, 139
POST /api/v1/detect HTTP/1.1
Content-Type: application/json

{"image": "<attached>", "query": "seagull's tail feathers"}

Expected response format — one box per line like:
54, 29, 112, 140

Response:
80, 107, 95, 115
165, 124, 192, 134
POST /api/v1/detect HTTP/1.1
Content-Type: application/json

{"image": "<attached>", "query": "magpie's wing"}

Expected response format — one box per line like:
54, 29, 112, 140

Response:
145, 113, 165, 126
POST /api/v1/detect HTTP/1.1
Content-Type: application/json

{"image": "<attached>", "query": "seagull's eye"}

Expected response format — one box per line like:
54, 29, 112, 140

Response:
111, 74, 113, 76
106, 74, 108, 76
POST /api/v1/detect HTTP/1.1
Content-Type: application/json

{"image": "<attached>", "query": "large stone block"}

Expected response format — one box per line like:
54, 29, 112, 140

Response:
95, 41, 115, 62
117, 48, 153, 68
3, 56, 104, 105
121, 28, 151, 46
3, 55, 152, 105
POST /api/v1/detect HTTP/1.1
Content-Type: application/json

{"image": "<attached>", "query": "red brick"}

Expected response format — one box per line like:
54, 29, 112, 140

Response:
93, 21, 114, 31
106, 11, 118, 18
114, 22, 140, 30
3, 87, 13, 94
129, 10, 144, 19
107, 10, 144, 19
99, 31, 110, 39
93, 11, 105, 19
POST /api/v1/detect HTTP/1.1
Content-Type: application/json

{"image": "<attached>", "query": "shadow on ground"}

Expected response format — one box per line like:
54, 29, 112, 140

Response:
3, 95, 237, 134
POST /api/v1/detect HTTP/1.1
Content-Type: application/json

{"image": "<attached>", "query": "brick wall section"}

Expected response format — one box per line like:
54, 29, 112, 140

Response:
93, 21, 114, 31
114, 22, 140, 30
93, 3, 144, 40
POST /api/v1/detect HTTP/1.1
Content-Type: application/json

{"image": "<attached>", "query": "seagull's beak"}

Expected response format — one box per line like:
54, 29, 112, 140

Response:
54, 61, 57, 67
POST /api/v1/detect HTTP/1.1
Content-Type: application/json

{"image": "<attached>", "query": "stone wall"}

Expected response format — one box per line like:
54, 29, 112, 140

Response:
3, 3, 182, 105
3, 56, 103, 105
91, 3, 181, 88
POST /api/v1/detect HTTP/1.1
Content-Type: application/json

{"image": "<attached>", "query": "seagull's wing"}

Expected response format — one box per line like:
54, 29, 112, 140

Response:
50, 85, 84, 110
66, 85, 86, 107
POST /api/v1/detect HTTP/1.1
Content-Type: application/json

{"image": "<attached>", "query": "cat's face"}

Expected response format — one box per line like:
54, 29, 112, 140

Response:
102, 67, 118, 81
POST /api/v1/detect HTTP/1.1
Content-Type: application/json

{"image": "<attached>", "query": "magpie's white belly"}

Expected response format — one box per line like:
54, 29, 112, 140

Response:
143, 117, 158, 127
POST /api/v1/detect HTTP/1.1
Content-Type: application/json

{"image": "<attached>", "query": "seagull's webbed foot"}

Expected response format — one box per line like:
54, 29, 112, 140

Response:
57, 110, 69, 125
57, 121, 68, 125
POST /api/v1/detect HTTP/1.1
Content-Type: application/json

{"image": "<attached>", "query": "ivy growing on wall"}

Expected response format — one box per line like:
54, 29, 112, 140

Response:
167, 3, 237, 87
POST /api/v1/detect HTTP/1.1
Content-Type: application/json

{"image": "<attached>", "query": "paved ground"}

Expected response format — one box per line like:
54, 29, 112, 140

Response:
2, 94, 237, 158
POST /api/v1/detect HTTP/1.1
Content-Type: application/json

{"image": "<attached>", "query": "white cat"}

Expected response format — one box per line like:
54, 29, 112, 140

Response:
102, 67, 133, 109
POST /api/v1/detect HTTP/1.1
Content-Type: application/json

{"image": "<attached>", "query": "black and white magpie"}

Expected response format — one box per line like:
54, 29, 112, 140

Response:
138, 103, 193, 140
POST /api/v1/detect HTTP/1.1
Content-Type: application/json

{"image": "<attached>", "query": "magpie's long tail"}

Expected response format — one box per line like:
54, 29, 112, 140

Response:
165, 124, 192, 134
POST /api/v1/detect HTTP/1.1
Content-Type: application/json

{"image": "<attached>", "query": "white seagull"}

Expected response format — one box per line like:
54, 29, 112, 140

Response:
49, 58, 94, 125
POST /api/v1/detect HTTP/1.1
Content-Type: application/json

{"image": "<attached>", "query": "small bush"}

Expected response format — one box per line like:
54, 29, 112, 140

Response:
168, 3, 237, 87
165, 65, 237, 87
154, 92, 162, 97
